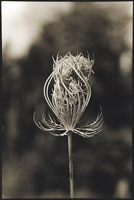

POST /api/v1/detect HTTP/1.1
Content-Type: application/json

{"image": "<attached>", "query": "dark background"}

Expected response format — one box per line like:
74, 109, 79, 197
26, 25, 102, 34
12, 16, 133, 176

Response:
2, 2, 132, 198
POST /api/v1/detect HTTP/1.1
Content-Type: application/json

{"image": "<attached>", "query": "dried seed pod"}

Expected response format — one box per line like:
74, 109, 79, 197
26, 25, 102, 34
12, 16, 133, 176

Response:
34, 52, 103, 137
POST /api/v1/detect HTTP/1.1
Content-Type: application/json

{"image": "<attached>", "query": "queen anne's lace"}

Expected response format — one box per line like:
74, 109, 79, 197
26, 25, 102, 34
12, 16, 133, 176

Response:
34, 52, 103, 137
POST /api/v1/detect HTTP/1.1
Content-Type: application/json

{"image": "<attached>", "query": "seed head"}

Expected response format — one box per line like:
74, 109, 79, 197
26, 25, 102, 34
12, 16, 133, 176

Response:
34, 52, 103, 137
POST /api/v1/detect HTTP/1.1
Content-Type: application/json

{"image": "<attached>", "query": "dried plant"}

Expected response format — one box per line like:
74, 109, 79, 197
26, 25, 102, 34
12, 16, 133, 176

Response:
34, 52, 103, 198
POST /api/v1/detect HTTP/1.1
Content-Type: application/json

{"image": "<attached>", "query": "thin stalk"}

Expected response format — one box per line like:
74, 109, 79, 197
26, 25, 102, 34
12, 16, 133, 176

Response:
68, 132, 74, 198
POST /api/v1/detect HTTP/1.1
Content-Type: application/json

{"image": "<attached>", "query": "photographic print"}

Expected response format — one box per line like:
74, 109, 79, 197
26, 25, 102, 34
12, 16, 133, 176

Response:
2, 1, 133, 198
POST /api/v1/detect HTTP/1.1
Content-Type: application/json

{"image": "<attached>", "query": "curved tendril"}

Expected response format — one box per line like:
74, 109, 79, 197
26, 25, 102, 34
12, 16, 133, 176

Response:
72, 83, 86, 127
61, 59, 92, 128
33, 111, 66, 132
69, 59, 91, 105
50, 130, 68, 137
71, 65, 91, 123
72, 127, 102, 138
43, 72, 58, 117
79, 108, 103, 129
59, 74, 74, 95
75, 110, 104, 136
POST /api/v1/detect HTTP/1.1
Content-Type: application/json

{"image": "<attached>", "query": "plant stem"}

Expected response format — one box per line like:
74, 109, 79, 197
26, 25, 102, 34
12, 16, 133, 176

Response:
68, 132, 74, 198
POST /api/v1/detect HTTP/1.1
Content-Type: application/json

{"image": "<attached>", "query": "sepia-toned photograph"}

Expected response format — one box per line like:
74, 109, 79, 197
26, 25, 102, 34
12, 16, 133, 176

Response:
2, 1, 133, 198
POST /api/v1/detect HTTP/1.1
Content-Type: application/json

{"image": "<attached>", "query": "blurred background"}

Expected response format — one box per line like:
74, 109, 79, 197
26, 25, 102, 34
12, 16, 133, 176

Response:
2, 1, 133, 198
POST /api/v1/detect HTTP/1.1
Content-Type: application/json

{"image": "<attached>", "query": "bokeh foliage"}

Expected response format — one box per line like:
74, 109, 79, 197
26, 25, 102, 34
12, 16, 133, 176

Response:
2, 2, 132, 198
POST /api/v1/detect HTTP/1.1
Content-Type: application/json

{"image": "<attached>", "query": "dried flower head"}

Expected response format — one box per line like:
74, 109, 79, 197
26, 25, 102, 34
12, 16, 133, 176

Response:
34, 52, 103, 137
